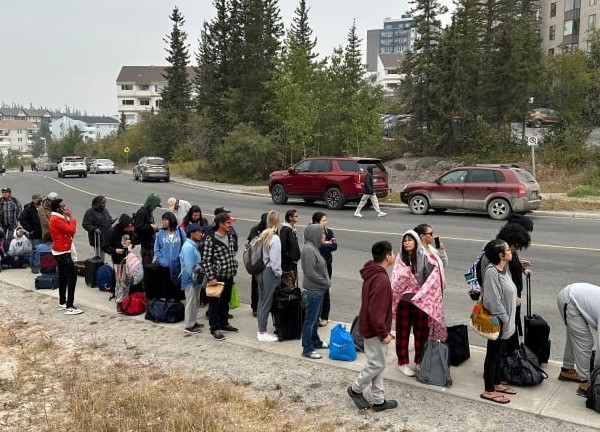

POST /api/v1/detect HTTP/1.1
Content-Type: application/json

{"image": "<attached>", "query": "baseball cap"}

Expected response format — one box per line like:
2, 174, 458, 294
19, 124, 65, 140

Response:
186, 222, 204, 235
213, 207, 231, 215
214, 212, 236, 225
1, 187, 10, 193
47, 192, 59, 200
123, 223, 135, 232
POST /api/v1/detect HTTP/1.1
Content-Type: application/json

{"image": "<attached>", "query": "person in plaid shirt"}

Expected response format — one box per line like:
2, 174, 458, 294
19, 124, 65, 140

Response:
1, 187, 22, 240
202, 212, 239, 341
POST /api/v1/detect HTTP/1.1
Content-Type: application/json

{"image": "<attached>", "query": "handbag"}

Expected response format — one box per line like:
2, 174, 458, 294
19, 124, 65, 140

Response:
229, 283, 240, 308
500, 342, 548, 386
205, 280, 225, 298
328, 323, 357, 362
281, 270, 296, 291
469, 299, 500, 340
446, 324, 470, 366
417, 339, 453, 387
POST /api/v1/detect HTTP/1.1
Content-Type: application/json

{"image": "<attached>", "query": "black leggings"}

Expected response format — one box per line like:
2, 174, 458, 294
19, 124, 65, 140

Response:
55, 253, 77, 308
484, 337, 507, 392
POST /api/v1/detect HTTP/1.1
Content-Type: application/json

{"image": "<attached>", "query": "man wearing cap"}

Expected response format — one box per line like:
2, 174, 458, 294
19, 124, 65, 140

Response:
202, 212, 239, 341
18, 193, 43, 271
39, 192, 58, 243
180, 222, 205, 333
2, 226, 32, 268
212, 207, 239, 252
1, 187, 22, 243
82, 195, 114, 262
167, 196, 191, 223
133, 193, 161, 266
102, 214, 135, 312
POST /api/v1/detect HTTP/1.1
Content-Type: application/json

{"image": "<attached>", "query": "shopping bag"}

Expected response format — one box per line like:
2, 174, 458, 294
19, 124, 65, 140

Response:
229, 283, 240, 309
328, 323, 357, 362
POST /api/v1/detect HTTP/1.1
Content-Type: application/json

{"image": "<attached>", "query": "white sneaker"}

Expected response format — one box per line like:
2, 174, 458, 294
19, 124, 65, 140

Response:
257, 332, 279, 342
377, 212, 387, 217
412, 364, 420, 372
58, 303, 77, 310
64, 307, 83, 315
399, 364, 415, 377
354, 212, 363, 218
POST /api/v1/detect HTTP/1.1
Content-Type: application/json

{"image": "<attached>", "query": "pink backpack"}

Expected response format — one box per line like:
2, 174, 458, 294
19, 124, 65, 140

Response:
125, 253, 144, 285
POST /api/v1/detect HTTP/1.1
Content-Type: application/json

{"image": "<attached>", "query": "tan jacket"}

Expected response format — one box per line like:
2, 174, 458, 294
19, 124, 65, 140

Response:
38, 201, 52, 242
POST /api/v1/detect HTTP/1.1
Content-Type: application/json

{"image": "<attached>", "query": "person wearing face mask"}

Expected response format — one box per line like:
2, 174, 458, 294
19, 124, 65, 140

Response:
82, 195, 114, 262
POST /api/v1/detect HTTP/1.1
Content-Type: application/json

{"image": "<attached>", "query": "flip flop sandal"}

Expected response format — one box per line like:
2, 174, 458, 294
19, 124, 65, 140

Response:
495, 386, 517, 395
480, 393, 510, 404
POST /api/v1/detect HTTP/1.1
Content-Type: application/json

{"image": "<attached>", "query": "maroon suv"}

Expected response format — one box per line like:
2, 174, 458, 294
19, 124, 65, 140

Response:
269, 157, 389, 210
400, 164, 541, 220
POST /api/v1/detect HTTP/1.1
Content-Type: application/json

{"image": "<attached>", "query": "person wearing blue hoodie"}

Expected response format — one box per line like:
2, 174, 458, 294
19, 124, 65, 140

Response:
154, 212, 186, 301
180, 223, 205, 333
300, 223, 331, 359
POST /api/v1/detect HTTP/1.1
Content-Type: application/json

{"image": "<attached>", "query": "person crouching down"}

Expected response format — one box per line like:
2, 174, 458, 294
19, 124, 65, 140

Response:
348, 241, 397, 412
3, 227, 32, 268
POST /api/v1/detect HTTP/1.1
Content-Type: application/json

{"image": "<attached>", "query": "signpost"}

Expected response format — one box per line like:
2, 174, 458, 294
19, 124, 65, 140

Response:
123, 146, 130, 167
527, 135, 538, 179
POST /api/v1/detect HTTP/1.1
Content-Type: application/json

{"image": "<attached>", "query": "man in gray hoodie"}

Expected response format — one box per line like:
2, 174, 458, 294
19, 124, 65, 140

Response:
300, 223, 331, 359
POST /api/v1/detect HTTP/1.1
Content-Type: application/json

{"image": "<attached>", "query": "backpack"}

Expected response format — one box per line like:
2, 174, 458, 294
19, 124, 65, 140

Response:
192, 263, 206, 286
587, 364, 600, 412
500, 343, 548, 386
125, 253, 144, 285
121, 291, 147, 316
96, 264, 115, 292
417, 340, 453, 387
464, 253, 484, 301
243, 236, 265, 275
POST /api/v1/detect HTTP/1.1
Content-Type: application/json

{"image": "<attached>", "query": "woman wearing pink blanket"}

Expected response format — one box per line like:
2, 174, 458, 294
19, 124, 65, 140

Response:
390, 224, 448, 377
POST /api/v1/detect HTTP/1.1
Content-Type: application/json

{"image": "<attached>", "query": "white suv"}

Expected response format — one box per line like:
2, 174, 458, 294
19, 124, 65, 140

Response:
58, 156, 87, 178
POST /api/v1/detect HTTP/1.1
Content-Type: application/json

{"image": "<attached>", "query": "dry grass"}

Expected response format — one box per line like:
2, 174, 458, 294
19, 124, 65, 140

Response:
0, 318, 347, 432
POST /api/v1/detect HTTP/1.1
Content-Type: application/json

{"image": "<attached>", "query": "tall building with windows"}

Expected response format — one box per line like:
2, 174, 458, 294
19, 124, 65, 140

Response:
366, 14, 416, 72
540, 0, 599, 54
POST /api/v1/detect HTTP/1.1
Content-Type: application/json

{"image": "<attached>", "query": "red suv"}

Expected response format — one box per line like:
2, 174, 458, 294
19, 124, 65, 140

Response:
400, 164, 541, 220
268, 157, 389, 210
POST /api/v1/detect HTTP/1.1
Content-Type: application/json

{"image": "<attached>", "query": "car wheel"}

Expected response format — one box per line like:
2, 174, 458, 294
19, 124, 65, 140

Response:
271, 184, 288, 205
303, 199, 316, 204
83, 172, 87, 178
533, 120, 542, 128
433, 208, 447, 213
58, 171, 62, 178
487, 198, 511, 220
140, 175, 145, 183
408, 195, 430, 215
112, 171, 116, 174
325, 187, 345, 210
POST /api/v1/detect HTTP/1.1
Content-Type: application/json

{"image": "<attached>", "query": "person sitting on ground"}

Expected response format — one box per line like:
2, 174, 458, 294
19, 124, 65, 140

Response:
168, 196, 192, 223
2, 227, 32, 268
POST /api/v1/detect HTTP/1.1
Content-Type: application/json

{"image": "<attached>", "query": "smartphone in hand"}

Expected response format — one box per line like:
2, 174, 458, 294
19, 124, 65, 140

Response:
434, 236, 441, 249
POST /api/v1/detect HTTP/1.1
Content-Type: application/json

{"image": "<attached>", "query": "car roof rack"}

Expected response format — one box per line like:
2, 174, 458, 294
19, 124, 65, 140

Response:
474, 163, 521, 168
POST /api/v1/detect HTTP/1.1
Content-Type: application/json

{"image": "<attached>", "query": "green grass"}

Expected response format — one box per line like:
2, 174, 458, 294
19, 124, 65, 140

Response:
566, 185, 600, 197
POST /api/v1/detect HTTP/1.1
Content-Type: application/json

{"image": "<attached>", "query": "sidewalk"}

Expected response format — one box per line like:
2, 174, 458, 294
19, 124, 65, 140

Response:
1, 268, 598, 430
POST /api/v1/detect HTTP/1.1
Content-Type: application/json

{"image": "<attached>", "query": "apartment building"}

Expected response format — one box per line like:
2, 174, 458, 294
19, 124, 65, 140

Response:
0, 119, 37, 155
366, 14, 416, 72
540, 0, 599, 54
116, 66, 195, 124
369, 53, 405, 94
49, 115, 119, 142
0, 108, 56, 126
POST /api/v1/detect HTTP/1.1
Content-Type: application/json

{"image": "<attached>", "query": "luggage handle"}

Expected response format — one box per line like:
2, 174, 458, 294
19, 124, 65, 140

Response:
94, 231, 101, 258
526, 273, 531, 318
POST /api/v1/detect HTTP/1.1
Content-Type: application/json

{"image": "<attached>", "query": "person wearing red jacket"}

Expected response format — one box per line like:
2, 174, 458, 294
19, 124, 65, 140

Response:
348, 241, 397, 412
49, 198, 82, 315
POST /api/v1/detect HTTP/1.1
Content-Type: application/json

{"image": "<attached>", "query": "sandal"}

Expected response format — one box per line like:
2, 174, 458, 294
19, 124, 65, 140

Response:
480, 393, 510, 404
495, 385, 516, 395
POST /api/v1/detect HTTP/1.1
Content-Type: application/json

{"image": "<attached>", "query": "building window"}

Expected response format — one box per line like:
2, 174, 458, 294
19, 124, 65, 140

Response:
138, 84, 149, 91
550, 2, 557, 17
591, 0, 597, 5
139, 99, 150, 106
549, 25, 556, 40
155, 100, 161, 107
155, 84, 165, 93
125, 114, 135, 120
565, 0, 581, 11
122, 99, 134, 106
590, 14, 596, 29
121, 84, 133, 91
548, 48, 555, 54
18, 138, 22, 142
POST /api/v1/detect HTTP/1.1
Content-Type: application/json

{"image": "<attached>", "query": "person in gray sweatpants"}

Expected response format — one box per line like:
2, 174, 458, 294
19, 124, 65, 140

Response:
348, 241, 397, 412
256, 211, 282, 342
556, 283, 600, 396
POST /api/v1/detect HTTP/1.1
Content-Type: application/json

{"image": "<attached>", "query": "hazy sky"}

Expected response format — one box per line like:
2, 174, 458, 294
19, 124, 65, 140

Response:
1, 0, 453, 116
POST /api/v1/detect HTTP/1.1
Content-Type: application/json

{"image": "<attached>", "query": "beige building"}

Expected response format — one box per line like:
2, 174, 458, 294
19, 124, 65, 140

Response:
368, 53, 405, 95
0, 120, 37, 155
540, 0, 599, 54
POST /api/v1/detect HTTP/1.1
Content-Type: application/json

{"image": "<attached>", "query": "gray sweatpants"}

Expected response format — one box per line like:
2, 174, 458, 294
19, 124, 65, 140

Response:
557, 288, 595, 381
184, 284, 201, 329
352, 336, 388, 405
355, 194, 383, 214
257, 267, 280, 333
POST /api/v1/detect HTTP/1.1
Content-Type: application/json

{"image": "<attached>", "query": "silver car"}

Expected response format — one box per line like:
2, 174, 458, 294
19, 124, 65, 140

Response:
90, 159, 116, 174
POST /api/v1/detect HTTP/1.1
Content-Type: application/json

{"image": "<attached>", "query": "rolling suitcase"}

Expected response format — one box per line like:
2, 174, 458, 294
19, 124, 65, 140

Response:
38, 243, 58, 274
35, 274, 59, 289
271, 287, 304, 340
85, 233, 104, 287
524, 275, 551, 364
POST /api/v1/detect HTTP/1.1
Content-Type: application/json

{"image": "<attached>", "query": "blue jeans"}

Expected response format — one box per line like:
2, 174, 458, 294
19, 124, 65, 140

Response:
302, 290, 325, 356
30, 239, 41, 271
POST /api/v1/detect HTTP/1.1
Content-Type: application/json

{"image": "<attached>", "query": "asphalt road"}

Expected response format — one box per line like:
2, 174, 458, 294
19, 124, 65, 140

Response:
4, 170, 600, 361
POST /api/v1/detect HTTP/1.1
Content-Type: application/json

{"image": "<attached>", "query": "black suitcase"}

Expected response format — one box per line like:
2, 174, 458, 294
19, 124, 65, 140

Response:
271, 287, 304, 340
143, 264, 182, 301
84, 233, 104, 287
35, 274, 59, 289
446, 324, 471, 366
524, 275, 551, 364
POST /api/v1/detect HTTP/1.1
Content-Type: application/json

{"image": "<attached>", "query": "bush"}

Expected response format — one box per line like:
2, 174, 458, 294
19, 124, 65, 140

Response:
566, 185, 600, 197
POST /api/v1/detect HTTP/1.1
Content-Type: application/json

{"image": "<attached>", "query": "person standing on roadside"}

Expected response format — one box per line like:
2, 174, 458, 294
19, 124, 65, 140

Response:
18, 193, 42, 271
354, 166, 386, 218
180, 205, 209, 231
134, 193, 161, 266
348, 240, 397, 412
168, 196, 192, 223
202, 212, 239, 341
180, 223, 205, 334
49, 198, 82, 315
82, 195, 114, 261
280, 209, 301, 289
247, 212, 268, 317
1, 187, 22, 242
311, 211, 337, 327
256, 210, 281, 342
39, 192, 58, 243
300, 223, 331, 359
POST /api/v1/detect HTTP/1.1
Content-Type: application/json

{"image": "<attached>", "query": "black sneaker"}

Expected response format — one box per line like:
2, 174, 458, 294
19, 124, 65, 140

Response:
194, 322, 205, 329
221, 324, 238, 333
347, 386, 370, 409
211, 330, 226, 341
184, 326, 202, 334
371, 400, 398, 412
252, 310, 257, 317
228, 313, 234, 319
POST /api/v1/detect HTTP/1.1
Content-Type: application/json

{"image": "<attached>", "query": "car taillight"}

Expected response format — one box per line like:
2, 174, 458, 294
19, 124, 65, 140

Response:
354, 173, 361, 183
518, 184, 525, 197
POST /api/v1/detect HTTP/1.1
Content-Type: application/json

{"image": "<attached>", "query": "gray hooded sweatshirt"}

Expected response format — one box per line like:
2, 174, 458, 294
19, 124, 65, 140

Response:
300, 224, 331, 292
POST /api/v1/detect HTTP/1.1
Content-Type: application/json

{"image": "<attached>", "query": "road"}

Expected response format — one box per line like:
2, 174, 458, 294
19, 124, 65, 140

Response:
4, 170, 600, 361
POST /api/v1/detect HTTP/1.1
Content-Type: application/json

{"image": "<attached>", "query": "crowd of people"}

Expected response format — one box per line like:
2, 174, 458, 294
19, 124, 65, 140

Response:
2, 184, 599, 413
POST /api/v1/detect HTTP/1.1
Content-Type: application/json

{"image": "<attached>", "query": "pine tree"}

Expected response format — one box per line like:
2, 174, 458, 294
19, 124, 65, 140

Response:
291, 0, 317, 59
118, 111, 127, 135
161, 6, 192, 115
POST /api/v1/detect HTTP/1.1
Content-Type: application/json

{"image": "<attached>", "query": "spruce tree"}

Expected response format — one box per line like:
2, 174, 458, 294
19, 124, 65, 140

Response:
291, 0, 317, 59
118, 111, 127, 135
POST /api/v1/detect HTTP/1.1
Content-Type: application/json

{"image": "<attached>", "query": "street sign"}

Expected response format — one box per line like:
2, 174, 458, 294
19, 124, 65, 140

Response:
123, 146, 130, 153
527, 136, 538, 147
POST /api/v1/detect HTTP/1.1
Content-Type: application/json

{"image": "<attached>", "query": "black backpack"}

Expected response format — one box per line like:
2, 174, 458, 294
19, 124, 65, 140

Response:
586, 358, 600, 412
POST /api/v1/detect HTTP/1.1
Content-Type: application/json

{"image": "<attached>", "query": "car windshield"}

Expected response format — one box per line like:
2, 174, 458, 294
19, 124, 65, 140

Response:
97, 159, 113, 164
147, 158, 165, 165
64, 157, 83, 162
